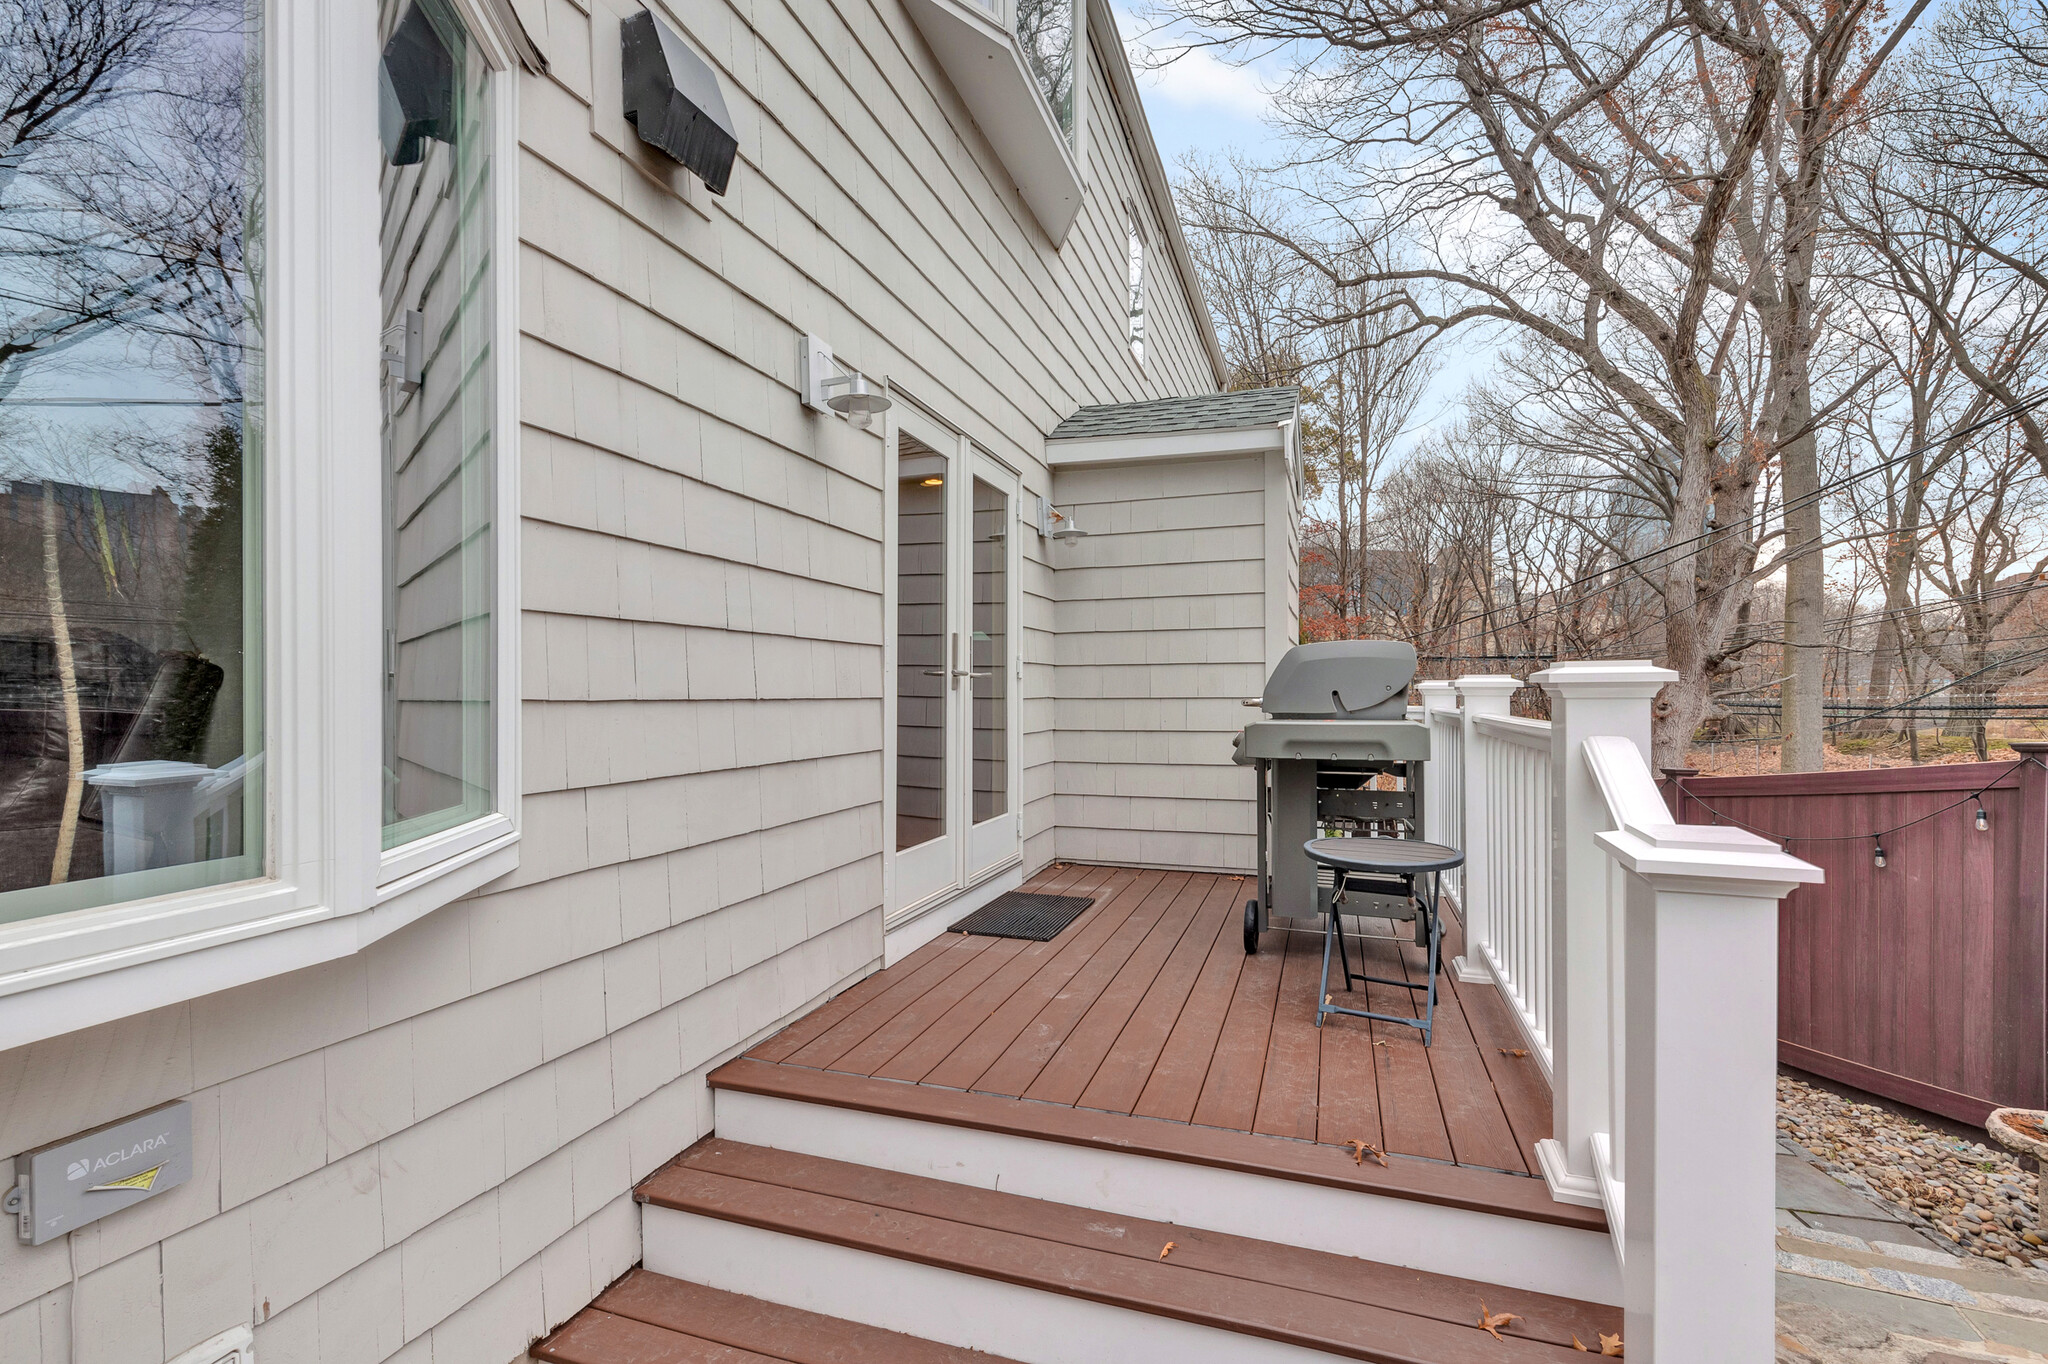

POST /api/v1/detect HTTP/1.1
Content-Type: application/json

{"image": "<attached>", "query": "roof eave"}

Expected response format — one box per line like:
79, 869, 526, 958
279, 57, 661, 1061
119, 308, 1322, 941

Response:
1046, 422, 1286, 466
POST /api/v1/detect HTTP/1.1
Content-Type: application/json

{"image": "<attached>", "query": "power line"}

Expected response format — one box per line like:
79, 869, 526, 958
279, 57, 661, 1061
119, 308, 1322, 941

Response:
1421, 389, 2048, 654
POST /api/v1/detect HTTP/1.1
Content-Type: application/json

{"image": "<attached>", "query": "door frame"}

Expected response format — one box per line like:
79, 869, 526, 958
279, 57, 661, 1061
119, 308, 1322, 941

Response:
881, 395, 1023, 936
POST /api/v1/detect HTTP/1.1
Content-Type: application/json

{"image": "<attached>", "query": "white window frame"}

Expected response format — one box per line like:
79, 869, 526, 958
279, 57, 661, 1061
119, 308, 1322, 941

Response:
0, 0, 523, 1051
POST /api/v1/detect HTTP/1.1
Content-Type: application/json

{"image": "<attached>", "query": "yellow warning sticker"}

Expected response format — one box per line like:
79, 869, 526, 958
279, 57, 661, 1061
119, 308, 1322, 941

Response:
87, 1165, 161, 1193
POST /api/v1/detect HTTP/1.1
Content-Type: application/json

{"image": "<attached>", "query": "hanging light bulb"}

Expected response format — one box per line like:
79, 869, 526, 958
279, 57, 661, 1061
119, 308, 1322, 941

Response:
1975, 802, 1989, 832
1873, 838, 1887, 870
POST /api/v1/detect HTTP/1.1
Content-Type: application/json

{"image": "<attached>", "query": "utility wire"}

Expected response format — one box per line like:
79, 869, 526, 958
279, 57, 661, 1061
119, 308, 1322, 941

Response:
1420, 389, 2048, 654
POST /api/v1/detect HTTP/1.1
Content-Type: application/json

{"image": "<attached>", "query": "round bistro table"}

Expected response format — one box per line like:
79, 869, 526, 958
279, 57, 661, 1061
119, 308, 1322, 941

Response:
1302, 837, 1465, 1044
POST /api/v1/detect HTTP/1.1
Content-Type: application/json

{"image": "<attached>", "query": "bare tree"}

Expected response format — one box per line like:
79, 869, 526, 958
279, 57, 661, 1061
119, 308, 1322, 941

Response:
1148, 0, 1929, 766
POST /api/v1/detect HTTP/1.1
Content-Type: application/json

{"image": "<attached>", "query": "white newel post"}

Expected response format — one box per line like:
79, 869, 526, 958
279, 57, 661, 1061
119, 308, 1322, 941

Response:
1528, 661, 1674, 1207
1450, 675, 1518, 984
1415, 680, 1456, 842
1585, 738, 1821, 1360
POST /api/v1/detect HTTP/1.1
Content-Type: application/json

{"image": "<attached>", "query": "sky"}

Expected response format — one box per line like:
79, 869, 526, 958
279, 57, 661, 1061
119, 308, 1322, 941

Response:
1111, 7, 1497, 455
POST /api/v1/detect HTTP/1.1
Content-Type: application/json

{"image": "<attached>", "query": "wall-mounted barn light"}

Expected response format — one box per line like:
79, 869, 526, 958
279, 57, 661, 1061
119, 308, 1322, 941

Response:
379, 3, 455, 166
799, 334, 891, 429
621, 9, 739, 194
1034, 497, 1088, 540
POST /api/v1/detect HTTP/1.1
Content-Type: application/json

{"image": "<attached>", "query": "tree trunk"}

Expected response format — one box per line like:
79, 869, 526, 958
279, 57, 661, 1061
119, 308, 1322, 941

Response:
42, 481, 85, 884
1777, 261, 1827, 771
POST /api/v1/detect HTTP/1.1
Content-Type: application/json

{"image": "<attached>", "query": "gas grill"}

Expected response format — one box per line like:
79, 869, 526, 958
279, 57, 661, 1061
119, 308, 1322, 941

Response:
1233, 641, 1432, 954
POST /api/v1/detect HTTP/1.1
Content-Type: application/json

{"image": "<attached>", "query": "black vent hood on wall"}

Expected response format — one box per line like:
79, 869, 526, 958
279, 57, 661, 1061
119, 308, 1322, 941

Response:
621, 9, 738, 195
380, 2, 455, 166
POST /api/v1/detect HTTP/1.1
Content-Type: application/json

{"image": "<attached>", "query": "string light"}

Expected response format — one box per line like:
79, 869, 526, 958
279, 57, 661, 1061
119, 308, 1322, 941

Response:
1670, 754, 2046, 866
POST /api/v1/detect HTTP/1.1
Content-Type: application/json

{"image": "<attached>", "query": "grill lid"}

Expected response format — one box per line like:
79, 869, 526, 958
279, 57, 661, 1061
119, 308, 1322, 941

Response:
1260, 641, 1416, 720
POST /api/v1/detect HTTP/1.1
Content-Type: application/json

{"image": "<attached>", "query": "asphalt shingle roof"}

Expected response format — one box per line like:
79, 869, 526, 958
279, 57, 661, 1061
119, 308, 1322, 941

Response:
1047, 386, 1299, 441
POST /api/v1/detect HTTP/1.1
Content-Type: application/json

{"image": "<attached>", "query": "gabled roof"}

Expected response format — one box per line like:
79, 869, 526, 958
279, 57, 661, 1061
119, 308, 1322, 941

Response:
1048, 387, 1299, 441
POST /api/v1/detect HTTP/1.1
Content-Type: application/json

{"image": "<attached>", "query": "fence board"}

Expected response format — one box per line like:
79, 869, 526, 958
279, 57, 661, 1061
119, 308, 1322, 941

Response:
1664, 747, 2047, 1126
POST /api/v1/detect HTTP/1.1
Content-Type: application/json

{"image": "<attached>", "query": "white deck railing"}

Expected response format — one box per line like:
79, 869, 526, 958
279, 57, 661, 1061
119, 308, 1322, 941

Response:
1429, 665, 1822, 1360
1469, 712, 1552, 1070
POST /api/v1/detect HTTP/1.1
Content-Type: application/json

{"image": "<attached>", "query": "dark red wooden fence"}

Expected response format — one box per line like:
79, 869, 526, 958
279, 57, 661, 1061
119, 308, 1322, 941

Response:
1662, 742, 2048, 1127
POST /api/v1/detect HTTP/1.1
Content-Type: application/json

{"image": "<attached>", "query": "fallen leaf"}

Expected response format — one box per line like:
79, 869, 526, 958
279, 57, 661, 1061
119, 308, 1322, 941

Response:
1599, 1333, 1623, 1357
1158, 1241, 1176, 1260
1477, 1302, 1521, 1342
1573, 1337, 1588, 1352
1324, 994, 1333, 1005
1343, 1138, 1389, 1167
1499, 1048, 1530, 1058
1372, 1039, 1390, 1048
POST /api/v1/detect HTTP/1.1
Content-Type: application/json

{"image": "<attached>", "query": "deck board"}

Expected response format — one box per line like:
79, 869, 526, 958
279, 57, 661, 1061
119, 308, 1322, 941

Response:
747, 865, 1555, 1178
1130, 883, 1256, 1122
920, 868, 1163, 1090
1077, 875, 1241, 1113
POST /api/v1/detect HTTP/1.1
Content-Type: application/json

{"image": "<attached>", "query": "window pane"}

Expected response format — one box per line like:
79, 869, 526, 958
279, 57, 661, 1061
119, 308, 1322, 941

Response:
1127, 223, 1147, 362
972, 479, 1007, 823
0, 0, 265, 920
380, 0, 495, 849
1016, 0, 1077, 147
896, 442, 947, 851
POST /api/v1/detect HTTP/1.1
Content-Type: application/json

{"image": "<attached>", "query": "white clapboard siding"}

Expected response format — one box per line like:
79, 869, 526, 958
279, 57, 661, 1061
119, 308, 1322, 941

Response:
0, 3, 1226, 1362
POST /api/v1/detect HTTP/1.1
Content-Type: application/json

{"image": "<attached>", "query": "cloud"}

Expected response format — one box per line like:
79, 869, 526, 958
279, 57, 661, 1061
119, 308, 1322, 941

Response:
1119, 12, 1275, 120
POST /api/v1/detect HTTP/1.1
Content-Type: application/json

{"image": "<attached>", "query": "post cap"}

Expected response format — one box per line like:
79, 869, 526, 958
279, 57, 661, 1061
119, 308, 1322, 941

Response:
1453, 675, 1522, 695
1529, 659, 1677, 699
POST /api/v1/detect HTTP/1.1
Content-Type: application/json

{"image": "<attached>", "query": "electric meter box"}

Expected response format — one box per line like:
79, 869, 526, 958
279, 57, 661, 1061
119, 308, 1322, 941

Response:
10, 1100, 192, 1244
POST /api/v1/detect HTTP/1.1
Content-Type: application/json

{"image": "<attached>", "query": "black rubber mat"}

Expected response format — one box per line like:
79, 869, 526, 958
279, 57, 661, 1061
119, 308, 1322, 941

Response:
949, 892, 1096, 941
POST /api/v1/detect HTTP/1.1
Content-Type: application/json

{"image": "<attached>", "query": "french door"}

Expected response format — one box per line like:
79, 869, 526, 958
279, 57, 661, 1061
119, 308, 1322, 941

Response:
889, 404, 1021, 920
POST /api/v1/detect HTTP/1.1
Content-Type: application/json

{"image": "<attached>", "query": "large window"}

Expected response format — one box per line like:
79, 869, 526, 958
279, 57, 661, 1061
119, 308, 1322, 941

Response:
0, 0, 265, 921
1015, 0, 1078, 148
0, 0, 521, 1048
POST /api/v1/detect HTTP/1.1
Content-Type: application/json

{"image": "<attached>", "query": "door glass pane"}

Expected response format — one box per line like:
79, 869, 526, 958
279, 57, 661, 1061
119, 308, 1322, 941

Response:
0, 0, 265, 920
896, 440, 947, 851
972, 478, 1007, 823
380, 0, 495, 848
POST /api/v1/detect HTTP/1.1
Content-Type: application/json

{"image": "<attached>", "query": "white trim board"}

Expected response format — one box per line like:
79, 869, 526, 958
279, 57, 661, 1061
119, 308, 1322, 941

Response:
643, 1206, 1350, 1364
711, 1088, 1623, 1305
1045, 424, 1285, 467
883, 862, 1023, 966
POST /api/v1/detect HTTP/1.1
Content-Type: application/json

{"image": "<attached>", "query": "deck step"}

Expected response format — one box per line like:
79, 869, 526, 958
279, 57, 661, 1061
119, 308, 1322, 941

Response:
534, 1271, 1022, 1363
707, 1058, 1619, 1305
636, 1137, 1620, 1363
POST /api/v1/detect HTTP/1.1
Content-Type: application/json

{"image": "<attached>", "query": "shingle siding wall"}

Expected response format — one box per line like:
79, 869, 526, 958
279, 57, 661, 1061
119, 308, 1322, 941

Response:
1049, 455, 1275, 872
0, 2, 1214, 1361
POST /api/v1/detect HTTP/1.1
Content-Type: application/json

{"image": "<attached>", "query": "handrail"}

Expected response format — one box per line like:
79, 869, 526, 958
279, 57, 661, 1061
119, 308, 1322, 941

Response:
1437, 664, 1821, 1356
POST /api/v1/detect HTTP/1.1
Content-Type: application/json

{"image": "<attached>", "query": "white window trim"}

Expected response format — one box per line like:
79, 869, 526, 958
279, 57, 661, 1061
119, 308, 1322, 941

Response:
901, 0, 1089, 244
0, 0, 523, 1052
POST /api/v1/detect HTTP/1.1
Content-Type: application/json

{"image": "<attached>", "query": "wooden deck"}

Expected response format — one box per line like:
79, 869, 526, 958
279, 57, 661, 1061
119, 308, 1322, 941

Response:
743, 863, 1554, 1177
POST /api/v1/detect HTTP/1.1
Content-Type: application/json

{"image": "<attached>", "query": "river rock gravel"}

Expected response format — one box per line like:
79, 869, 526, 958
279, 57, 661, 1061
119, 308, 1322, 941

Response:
1780, 1074, 2047, 1271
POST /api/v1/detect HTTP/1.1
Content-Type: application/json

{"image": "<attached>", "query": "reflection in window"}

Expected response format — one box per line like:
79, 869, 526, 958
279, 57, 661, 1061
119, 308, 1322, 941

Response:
0, 0, 264, 918
380, 0, 495, 848
896, 443, 948, 851
1126, 213, 1148, 364
1016, 0, 1078, 148
972, 479, 1007, 823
